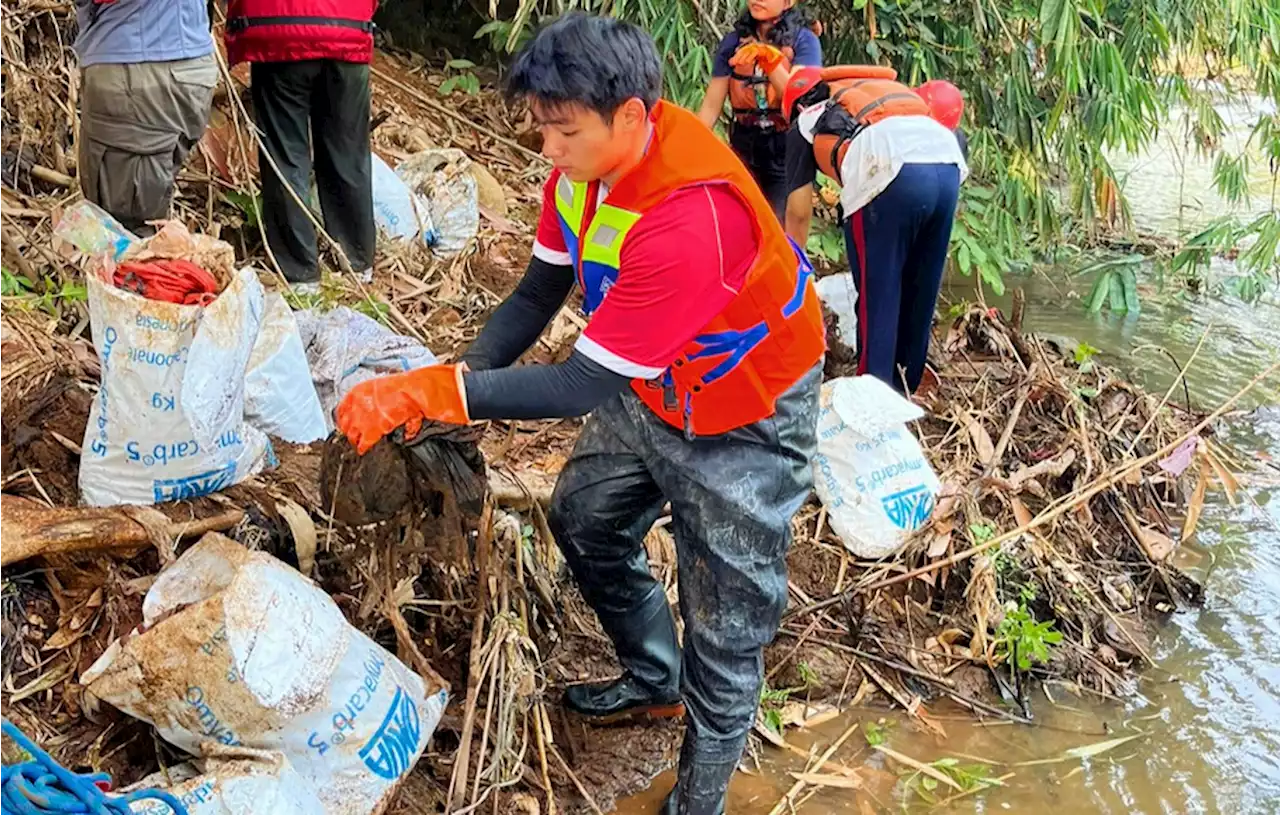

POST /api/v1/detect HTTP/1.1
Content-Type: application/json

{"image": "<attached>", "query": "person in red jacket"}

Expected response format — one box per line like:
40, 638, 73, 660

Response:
225, 0, 377, 290
334, 14, 825, 814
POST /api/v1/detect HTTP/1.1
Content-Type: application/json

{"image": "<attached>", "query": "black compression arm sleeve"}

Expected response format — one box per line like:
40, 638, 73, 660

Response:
463, 350, 631, 420
457, 256, 576, 371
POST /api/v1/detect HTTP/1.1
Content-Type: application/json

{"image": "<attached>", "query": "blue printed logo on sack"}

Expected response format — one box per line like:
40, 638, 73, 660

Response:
881, 484, 936, 531
359, 686, 422, 780
152, 461, 238, 502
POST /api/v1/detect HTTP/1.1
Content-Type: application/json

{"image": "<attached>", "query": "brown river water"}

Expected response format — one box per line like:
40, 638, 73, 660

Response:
620, 95, 1280, 813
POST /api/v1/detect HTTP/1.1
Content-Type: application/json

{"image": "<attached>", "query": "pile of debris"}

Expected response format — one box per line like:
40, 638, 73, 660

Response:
1, 2, 1261, 813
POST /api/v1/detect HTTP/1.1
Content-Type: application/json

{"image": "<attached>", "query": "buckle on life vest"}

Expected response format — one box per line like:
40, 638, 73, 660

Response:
661, 369, 678, 413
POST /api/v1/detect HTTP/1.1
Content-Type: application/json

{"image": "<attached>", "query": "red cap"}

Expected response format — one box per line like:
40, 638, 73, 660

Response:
782, 67, 824, 123
916, 80, 964, 130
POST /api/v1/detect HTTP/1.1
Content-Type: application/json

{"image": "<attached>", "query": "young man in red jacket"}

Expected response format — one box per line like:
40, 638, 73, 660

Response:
335, 14, 825, 813
225, 0, 377, 290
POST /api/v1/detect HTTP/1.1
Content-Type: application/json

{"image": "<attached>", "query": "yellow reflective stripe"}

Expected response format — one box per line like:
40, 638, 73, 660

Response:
553, 177, 588, 238
581, 203, 642, 269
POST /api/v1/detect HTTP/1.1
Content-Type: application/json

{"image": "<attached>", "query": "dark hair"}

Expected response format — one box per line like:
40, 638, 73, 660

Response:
790, 79, 830, 121
505, 12, 662, 121
733, 4, 813, 47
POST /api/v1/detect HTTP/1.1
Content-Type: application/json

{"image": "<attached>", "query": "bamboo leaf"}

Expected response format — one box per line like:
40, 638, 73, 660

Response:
1014, 732, 1145, 766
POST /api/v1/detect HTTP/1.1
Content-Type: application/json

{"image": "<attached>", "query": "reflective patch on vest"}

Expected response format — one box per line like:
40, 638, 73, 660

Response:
592, 224, 621, 247
556, 175, 575, 208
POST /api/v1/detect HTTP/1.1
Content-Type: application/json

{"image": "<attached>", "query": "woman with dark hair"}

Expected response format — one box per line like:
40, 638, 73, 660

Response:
697, 0, 822, 223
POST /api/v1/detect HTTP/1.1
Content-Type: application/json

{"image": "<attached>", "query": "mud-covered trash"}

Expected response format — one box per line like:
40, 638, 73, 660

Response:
294, 307, 439, 425
395, 148, 480, 257
78, 239, 272, 505
811, 376, 941, 559
51, 199, 137, 262
321, 424, 487, 525
371, 151, 438, 246
244, 293, 327, 444
814, 272, 858, 348
83, 533, 447, 815
125, 747, 324, 815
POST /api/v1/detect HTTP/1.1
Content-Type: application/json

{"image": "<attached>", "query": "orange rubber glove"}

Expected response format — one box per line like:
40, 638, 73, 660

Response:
336, 364, 470, 454
730, 43, 786, 75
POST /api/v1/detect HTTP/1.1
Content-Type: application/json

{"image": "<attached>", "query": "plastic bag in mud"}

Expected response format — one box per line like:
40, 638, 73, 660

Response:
395, 148, 479, 257
125, 748, 324, 815
84, 533, 447, 815
371, 152, 438, 246
813, 272, 858, 348
294, 306, 438, 427
811, 376, 941, 559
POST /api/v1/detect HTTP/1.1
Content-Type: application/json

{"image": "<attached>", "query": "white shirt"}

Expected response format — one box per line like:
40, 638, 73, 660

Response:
797, 106, 969, 215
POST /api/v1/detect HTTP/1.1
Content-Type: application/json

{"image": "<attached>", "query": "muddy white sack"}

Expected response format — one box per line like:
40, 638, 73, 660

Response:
126, 749, 324, 815
78, 268, 271, 506
244, 293, 327, 443
811, 376, 941, 559
85, 534, 447, 815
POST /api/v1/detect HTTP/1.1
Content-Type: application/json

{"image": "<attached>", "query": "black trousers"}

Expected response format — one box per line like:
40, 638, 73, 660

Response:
729, 124, 789, 223
548, 365, 821, 813
250, 60, 375, 283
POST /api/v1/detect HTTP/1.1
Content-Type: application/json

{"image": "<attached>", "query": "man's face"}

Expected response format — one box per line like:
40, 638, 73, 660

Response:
533, 99, 646, 183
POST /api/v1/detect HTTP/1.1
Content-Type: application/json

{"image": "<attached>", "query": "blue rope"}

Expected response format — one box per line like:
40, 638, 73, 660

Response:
1, 720, 189, 815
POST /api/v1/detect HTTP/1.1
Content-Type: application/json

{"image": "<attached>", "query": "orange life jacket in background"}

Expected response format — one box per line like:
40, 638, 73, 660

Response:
728, 37, 796, 129
810, 76, 932, 183
553, 101, 826, 436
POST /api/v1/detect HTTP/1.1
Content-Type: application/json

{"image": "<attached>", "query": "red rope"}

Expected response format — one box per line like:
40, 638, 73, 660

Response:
114, 259, 219, 306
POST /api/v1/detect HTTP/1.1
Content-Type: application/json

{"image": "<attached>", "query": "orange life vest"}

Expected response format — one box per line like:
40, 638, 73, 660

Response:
810, 76, 931, 183
552, 101, 825, 437
728, 37, 795, 129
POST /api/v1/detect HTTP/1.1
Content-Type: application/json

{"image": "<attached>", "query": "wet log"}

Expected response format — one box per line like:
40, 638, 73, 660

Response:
0, 494, 243, 566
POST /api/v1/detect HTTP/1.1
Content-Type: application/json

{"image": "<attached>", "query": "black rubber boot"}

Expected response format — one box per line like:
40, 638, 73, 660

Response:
659, 728, 739, 815
563, 584, 684, 723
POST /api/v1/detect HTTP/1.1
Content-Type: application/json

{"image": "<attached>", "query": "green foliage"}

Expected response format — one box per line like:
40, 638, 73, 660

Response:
901, 758, 1003, 804
223, 190, 262, 229
2, 267, 34, 296
1073, 340, 1100, 369
805, 222, 845, 264
476, 0, 1280, 299
1172, 211, 1280, 301
968, 522, 995, 544
995, 602, 1063, 672
440, 58, 482, 95
1084, 260, 1142, 315
862, 720, 887, 747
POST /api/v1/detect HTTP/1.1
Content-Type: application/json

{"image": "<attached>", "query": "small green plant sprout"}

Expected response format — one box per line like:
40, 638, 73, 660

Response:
439, 59, 481, 96
1073, 340, 1100, 371
862, 720, 887, 747
995, 601, 1063, 672
968, 522, 995, 544
796, 661, 819, 689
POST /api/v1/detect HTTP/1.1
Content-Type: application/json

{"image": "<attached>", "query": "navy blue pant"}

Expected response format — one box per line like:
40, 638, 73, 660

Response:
843, 163, 961, 393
